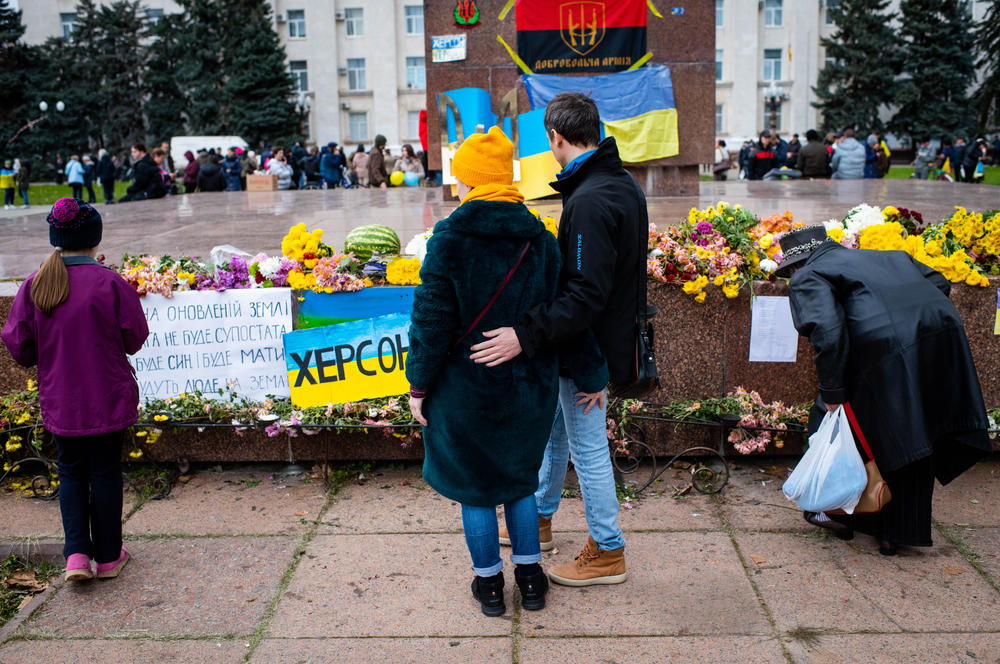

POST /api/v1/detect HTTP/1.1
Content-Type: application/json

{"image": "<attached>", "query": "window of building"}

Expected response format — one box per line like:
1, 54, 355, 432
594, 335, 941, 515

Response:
763, 101, 782, 131
407, 111, 421, 139
405, 5, 424, 34
763, 48, 782, 81
716, 104, 723, 133
347, 58, 366, 90
406, 56, 425, 89
288, 9, 305, 38
345, 7, 363, 37
764, 0, 782, 27
289, 60, 308, 92
825, 0, 839, 25
349, 112, 368, 141
60, 12, 76, 38
715, 0, 723, 27
146, 8, 163, 24
716, 49, 723, 81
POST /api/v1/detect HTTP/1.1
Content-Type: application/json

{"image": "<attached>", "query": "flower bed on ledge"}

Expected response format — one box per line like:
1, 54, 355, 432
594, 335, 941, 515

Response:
2, 203, 1000, 468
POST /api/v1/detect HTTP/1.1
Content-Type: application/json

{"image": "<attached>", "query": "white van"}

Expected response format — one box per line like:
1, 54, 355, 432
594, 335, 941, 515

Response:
169, 136, 249, 170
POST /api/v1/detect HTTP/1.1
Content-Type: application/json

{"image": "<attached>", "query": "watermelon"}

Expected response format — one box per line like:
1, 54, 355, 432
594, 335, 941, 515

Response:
344, 224, 401, 262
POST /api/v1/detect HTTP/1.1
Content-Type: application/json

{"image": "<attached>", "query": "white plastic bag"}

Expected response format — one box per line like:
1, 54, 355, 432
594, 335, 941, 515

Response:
782, 406, 867, 514
209, 244, 253, 269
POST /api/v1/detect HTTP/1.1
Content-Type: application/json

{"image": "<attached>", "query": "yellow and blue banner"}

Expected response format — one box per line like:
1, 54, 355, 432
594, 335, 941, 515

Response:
522, 64, 678, 163
292, 287, 415, 330
283, 312, 410, 407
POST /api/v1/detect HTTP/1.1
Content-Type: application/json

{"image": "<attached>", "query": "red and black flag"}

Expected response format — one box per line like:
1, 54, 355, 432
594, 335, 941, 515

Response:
515, 0, 647, 74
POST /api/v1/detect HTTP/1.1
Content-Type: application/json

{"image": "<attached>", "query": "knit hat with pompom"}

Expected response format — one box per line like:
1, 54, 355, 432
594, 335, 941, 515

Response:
47, 198, 102, 250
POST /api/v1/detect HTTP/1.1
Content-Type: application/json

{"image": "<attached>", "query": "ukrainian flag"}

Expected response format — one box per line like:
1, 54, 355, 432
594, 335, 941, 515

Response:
522, 64, 679, 163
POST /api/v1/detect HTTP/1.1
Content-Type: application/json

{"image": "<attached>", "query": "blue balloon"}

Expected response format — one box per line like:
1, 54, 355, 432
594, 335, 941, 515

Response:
403, 172, 419, 186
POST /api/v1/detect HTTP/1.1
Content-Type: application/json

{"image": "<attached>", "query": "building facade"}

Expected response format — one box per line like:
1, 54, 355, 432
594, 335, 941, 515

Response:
715, 0, 989, 145
14, 0, 427, 148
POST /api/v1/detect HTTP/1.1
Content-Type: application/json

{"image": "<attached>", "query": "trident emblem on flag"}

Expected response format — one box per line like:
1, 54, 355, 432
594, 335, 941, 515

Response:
560, 1, 605, 56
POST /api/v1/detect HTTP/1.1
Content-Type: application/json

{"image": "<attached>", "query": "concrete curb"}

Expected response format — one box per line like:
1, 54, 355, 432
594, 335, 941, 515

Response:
0, 540, 63, 565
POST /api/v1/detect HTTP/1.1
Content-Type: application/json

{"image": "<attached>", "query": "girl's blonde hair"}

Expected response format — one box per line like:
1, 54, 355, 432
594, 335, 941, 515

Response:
30, 251, 69, 316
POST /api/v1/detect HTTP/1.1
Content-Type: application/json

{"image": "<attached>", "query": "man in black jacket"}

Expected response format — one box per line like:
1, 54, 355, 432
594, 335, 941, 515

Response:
747, 131, 777, 180
119, 143, 166, 203
472, 92, 646, 586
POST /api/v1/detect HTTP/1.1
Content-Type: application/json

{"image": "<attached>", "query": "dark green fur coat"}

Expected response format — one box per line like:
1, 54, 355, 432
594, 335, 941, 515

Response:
406, 200, 607, 506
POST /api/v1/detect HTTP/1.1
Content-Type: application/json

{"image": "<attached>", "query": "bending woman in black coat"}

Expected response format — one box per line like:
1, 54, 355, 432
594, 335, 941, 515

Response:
779, 227, 991, 555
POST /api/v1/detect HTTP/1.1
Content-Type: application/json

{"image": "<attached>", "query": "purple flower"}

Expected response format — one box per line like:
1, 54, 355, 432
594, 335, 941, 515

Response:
699, 238, 710, 246
215, 256, 252, 290
696, 221, 714, 234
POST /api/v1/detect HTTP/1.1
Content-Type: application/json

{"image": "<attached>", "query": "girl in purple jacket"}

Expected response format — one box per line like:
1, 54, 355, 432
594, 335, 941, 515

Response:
2, 198, 149, 582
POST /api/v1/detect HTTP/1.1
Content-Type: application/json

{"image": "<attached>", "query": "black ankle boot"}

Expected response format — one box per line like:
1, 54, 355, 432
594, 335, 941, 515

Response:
515, 564, 549, 611
471, 572, 505, 617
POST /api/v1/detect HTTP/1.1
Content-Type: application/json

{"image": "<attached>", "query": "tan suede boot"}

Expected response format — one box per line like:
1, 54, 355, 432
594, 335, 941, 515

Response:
547, 535, 626, 586
498, 516, 553, 551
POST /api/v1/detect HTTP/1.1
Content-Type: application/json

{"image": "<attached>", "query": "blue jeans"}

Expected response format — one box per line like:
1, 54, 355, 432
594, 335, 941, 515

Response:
462, 493, 541, 577
536, 377, 625, 551
18, 189, 28, 205
55, 430, 124, 563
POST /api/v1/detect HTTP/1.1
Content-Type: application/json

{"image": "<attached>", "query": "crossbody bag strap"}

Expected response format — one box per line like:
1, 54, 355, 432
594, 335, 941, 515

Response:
451, 240, 531, 351
843, 402, 874, 462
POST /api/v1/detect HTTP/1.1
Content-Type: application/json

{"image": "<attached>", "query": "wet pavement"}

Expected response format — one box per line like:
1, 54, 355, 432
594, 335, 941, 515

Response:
2, 179, 998, 280
0, 459, 998, 663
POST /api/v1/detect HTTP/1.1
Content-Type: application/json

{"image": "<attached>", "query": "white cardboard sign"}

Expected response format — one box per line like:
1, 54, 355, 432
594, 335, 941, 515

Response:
129, 289, 293, 401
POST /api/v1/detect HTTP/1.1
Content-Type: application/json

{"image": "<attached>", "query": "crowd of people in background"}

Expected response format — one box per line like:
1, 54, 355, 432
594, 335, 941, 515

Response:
715, 131, 1000, 183
0, 132, 436, 208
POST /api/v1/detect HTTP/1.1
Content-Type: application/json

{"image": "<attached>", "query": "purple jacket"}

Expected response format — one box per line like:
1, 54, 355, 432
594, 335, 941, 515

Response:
2, 257, 149, 436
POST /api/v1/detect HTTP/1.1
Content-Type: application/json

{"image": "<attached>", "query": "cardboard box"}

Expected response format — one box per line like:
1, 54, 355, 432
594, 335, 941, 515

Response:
247, 174, 278, 191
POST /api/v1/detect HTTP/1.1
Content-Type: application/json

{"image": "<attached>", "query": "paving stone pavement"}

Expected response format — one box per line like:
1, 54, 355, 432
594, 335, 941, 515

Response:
0, 458, 997, 663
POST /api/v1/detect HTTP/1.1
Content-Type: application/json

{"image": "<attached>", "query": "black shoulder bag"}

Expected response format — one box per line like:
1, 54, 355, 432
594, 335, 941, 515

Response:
608, 222, 659, 399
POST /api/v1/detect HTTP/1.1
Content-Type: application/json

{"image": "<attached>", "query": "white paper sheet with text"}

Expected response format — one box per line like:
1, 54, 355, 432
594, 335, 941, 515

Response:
748, 296, 799, 362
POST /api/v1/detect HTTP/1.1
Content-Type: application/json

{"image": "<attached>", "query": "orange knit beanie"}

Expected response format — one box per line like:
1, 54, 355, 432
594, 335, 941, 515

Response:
451, 126, 514, 187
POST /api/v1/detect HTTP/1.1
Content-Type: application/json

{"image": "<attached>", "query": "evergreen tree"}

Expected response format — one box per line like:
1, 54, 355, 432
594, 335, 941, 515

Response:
220, 0, 299, 147
973, 0, 1000, 131
890, 0, 977, 143
145, 13, 189, 141
812, 0, 900, 133
0, 0, 32, 162
73, 0, 147, 152
16, 37, 96, 170
174, 0, 225, 134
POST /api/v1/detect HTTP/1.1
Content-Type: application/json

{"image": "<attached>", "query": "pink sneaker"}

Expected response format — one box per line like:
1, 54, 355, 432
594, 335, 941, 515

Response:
95, 547, 129, 579
64, 553, 94, 581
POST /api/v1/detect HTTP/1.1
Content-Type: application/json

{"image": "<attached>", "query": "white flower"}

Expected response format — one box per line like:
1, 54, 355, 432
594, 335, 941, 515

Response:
404, 229, 433, 262
822, 219, 843, 231
760, 258, 779, 273
256, 256, 283, 279
650, 248, 664, 257
844, 203, 883, 236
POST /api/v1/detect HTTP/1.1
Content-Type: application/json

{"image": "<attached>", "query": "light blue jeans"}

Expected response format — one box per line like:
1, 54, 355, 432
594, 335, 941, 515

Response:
535, 377, 625, 551
462, 493, 541, 577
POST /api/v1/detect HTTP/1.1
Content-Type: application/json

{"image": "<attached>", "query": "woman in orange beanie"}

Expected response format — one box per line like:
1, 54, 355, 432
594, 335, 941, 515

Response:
406, 127, 606, 617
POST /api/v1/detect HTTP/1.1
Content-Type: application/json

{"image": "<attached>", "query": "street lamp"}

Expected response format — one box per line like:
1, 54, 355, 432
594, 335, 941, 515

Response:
763, 83, 787, 133
5, 100, 65, 148
295, 92, 313, 140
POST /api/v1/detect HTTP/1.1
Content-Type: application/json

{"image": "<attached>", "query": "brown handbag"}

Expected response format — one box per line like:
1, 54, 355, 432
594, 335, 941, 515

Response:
828, 402, 892, 515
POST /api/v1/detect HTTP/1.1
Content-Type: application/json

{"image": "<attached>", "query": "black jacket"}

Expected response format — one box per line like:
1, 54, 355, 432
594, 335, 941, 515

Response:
197, 160, 226, 192
125, 154, 165, 198
789, 242, 990, 482
747, 143, 777, 180
795, 141, 830, 178
97, 155, 115, 181
514, 137, 647, 385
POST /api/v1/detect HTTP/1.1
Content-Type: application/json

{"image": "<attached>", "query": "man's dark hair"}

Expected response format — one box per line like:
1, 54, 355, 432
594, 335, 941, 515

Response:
132, 142, 147, 153
842, 128, 855, 139
805, 129, 819, 141
543, 92, 601, 147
